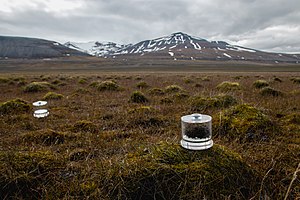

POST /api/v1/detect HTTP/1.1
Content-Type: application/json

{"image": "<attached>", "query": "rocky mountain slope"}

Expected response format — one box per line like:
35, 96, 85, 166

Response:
0, 36, 88, 59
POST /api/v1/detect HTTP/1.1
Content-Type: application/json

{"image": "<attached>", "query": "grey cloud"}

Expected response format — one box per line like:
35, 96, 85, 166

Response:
0, 0, 299, 53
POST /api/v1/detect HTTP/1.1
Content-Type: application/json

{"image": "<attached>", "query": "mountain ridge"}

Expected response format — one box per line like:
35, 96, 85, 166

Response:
64, 32, 300, 63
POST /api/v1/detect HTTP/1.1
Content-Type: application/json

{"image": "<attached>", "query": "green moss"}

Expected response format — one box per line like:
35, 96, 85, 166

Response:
259, 87, 283, 97
97, 80, 120, 91
73, 120, 98, 133
216, 104, 277, 141
165, 85, 183, 93
109, 143, 259, 199
0, 98, 31, 114
43, 92, 64, 100
22, 129, 75, 145
23, 82, 55, 92
216, 81, 241, 91
190, 94, 237, 112
130, 91, 149, 103
253, 80, 269, 89
148, 88, 165, 95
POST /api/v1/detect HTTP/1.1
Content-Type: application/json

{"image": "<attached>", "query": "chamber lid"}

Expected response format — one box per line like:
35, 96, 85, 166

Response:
34, 109, 49, 114
33, 101, 47, 106
181, 113, 212, 123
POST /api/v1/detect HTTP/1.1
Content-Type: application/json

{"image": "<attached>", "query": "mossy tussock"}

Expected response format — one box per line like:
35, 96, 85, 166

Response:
253, 80, 269, 89
216, 81, 241, 91
69, 149, 90, 161
0, 98, 31, 115
291, 77, 300, 84
190, 94, 238, 112
259, 87, 283, 97
90, 80, 122, 91
126, 106, 166, 128
136, 81, 150, 89
130, 91, 149, 103
283, 113, 300, 125
0, 151, 66, 199
216, 104, 278, 141
22, 129, 76, 145
73, 120, 98, 133
0, 77, 10, 84
148, 87, 165, 95
23, 81, 55, 92
43, 92, 64, 100
164, 85, 184, 93
108, 143, 260, 199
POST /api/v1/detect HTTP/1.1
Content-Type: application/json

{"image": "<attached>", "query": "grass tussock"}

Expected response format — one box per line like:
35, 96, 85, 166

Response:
0, 98, 31, 114
216, 104, 277, 142
0, 150, 65, 199
273, 77, 282, 82
43, 92, 64, 100
291, 77, 300, 84
0, 77, 10, 84
130, 91, 149, 103
284, 113, 300, 125
22, 129, 75, 145
148, 87, 165, 95
216, 81, 241, 91
190, 94, 238, 112
73, 120, 98, 133
253, 80, 269, 89
136, 81, 149, 89
109, 143, 260, 199
165, 85, 184, 93
23, 81, 55, 92
97, 80, 121, 91
259, 87, 283, 97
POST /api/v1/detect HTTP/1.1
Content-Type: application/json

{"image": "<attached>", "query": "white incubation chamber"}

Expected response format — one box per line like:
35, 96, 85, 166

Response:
181, 113, 213, 150
33, 101, 49, 118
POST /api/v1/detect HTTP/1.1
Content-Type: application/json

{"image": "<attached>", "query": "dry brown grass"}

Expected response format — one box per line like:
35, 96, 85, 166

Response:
0, 72, 299, 199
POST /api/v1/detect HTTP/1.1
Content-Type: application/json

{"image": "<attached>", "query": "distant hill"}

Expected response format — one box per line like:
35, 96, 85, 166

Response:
0, 36, 89, 59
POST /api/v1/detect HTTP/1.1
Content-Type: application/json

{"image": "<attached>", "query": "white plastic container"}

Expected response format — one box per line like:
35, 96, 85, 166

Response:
33, 101, 49, 118
181, 113, 213, 150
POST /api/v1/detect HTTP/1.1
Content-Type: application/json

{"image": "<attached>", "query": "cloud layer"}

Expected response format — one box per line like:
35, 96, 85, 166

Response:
1, 0, 299, 53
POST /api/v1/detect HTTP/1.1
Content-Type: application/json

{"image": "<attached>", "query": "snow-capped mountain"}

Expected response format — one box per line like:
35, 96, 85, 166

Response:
64, 41, 130, 57
111, 32, 299, 63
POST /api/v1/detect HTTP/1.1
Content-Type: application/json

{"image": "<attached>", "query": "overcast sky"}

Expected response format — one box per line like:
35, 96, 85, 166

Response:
1, 0, 300, 53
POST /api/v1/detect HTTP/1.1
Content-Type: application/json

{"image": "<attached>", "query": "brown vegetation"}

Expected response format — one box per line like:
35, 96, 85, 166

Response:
0, 72, 299, 199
